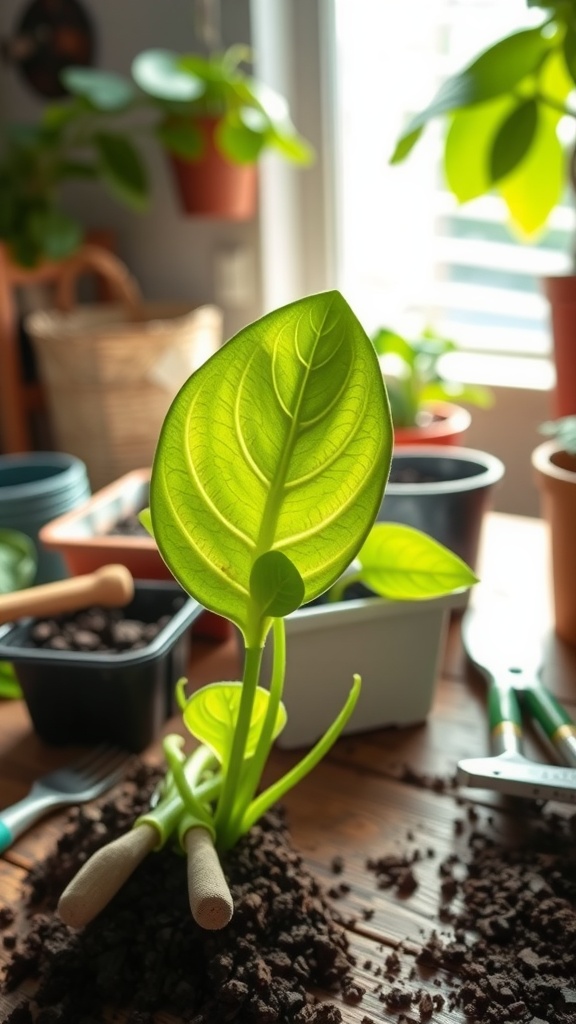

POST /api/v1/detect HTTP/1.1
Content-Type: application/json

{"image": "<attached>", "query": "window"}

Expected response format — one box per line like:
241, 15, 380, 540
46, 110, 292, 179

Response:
330, 0, 575, 387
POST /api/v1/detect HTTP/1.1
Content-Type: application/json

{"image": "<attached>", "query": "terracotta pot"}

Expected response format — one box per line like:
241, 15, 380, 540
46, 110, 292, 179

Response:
532, 440, 576, 646
393, 400, 471, 447
38, 469, 233, 643
167, 117, 258, 219
542, 275, 576, 417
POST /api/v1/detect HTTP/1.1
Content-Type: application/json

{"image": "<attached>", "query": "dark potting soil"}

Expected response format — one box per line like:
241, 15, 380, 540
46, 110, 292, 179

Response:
1, 762, 359, 1024
24, 600, 184, 654
106, 511, 148, 537
2, 762, 576, 1024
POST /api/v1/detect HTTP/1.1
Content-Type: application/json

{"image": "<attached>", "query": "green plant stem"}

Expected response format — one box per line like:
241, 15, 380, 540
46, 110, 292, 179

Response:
163, 736, 215, 830
227, 618, 286, 836
328, 573, 362, 603
214, 643, 263, 846
233, 675, 362, 845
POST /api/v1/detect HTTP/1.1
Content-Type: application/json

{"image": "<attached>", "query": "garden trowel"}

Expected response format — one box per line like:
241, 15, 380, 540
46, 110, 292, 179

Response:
457, 603, 576, 803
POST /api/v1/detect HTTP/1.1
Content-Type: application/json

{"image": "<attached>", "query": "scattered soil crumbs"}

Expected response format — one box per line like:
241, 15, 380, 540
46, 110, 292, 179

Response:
358, 796, 576, 1024
3, 761, 576, 1024
1, 762, 359, 1023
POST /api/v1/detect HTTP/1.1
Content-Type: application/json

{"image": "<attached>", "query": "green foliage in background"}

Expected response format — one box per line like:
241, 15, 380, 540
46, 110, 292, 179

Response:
0, 529, 37, 699
391, 1, 576, 237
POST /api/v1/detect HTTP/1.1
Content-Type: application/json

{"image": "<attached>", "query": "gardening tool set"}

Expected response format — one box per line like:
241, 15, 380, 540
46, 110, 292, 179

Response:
458, 603, 576, 802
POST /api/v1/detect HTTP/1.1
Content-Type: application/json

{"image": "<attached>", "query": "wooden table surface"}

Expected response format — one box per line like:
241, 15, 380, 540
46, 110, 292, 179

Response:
1, 512, 576, 1022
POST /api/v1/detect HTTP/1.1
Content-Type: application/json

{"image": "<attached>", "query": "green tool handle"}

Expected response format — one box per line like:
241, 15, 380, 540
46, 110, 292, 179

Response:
520, 686, 576, 768
488, 683, 523, 756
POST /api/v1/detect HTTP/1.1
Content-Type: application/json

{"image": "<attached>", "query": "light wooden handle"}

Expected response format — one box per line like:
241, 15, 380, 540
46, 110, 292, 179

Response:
58, 823, 157, 929
185, 827, 233, 930
0, 564, 135, 624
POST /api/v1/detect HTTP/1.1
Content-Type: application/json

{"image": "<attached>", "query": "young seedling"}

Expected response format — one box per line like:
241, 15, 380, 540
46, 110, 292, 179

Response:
58, 291, 476, 931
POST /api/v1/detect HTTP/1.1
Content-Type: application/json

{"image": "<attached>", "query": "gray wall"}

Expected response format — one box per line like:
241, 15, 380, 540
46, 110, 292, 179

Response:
0, 0, 262, 339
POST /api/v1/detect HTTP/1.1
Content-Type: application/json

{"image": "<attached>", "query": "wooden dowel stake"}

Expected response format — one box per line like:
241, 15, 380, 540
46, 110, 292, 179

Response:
184, 827, 233, 930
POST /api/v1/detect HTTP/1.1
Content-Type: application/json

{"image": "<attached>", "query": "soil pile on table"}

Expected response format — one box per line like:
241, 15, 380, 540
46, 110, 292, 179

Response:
1, 762, 359, 1023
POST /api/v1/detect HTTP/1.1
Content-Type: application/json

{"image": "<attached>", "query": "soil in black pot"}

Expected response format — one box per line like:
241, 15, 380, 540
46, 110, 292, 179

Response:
24, 598, 185, 654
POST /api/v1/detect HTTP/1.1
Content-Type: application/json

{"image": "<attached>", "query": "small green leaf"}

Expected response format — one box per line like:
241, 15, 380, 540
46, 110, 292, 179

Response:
61, 67, 138, 111
95, 132, 149, 210
371, 328, 415, 366
28, 208, 83, 260
250, 551, 305, 618
215, 112, 265, 163
268, 128, 315, 166
132, 50, 205, 102
0, 529, 37, 593
138, 507, 154, 537
181, 682, 287, 765
421, 380, 494, 409
490, 99, 538, 183
0, 662, 21, 700
390, 126, 423, 164
356, 523, 477, 600
157, 119, 203, 159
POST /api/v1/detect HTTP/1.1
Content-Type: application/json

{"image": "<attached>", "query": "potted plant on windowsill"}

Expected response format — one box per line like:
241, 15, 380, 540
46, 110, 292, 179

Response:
371, 325, 492, 446
390, 0, 576, 417
532, 415, 576, 645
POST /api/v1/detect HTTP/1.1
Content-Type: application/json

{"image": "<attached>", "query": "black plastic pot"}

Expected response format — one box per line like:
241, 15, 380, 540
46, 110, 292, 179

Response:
0, 581, 202, 751
379, 446, 505, 570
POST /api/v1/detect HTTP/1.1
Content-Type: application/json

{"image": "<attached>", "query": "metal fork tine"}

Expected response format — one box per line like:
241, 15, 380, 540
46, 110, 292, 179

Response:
65, 743, 117, 777
83, 750, 130, 787
72, 745, 125, 780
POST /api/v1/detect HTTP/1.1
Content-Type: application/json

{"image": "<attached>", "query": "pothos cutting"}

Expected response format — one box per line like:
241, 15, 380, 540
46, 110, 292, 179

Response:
58, 291, 476, 931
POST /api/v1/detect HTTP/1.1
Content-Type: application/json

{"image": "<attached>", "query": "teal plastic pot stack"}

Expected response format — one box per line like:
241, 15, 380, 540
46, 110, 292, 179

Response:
0, 453, 91, 584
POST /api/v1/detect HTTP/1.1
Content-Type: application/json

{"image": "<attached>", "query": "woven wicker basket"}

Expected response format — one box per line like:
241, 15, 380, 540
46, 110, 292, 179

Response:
26, 246, 223, 490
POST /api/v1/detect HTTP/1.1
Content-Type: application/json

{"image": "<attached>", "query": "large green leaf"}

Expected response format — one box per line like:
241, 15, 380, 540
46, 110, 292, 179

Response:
357, 523, 477, 600
499, 104, 564, 236
444, 96, 513, 201
394, 28, 550, 156
180, 682, 287, 765
215, 111, 265, 163
490, 99, 538, 183
150, 291, 391, 642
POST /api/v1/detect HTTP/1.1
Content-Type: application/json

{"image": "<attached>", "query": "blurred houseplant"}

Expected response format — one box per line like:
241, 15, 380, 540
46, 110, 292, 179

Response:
0, 528, 36, 698
62, 44, 314, 221
391, 0, 576, 416
0, 72, 149, 268
372, 325, 492, 445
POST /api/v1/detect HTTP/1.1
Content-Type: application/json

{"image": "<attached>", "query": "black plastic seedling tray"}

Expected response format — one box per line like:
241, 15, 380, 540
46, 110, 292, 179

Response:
0, 581, 202, 751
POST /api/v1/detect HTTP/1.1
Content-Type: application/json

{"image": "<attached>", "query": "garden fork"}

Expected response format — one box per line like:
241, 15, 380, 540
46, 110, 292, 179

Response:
0, 745, 130, 853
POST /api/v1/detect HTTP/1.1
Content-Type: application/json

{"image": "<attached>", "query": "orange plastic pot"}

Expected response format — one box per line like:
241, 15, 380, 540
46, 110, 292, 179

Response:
542, 275, 576, 417
167, 117, 257, 220
393, 401, 471, 447
532, 440, 576, 646
39, 469, 232, 643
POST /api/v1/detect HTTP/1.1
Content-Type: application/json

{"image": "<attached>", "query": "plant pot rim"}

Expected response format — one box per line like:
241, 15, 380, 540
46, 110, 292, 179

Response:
531, 440, 576, 485
0, 579, 201, 666
288, 588, 468, 629
39, 468, 154, 550
0, 451, 87, 501
393, 400, 471, 444
386, 445, 505, 495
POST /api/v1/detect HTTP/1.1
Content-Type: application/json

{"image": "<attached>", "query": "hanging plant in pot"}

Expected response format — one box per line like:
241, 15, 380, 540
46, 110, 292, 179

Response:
390, 0, 576, 417
129, 45, 314, 219
45, 291, 475, 1019
371, 324, 492, 446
